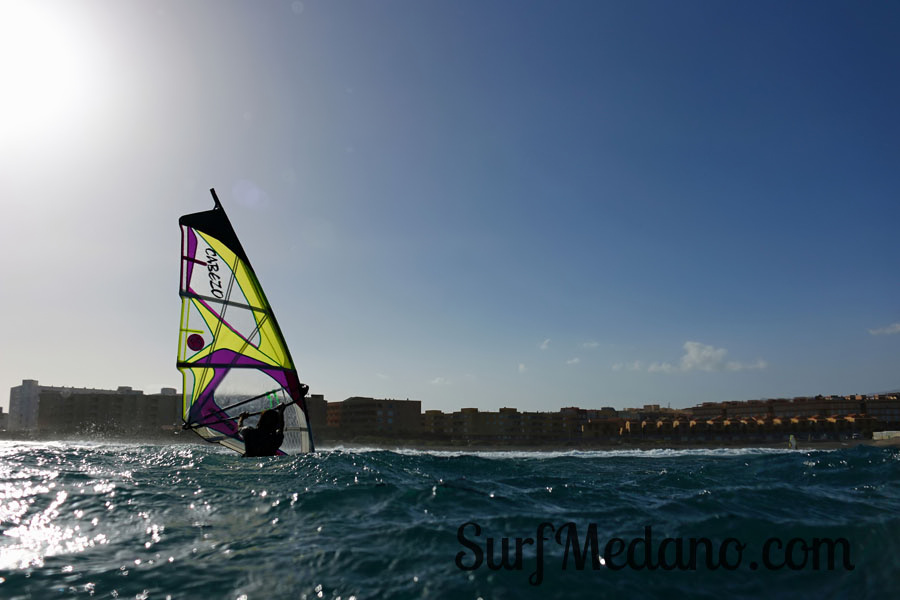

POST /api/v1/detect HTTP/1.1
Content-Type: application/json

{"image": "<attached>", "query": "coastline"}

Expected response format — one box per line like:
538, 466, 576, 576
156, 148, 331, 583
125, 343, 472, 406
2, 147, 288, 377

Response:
2, 430, 898, 451
318, 437, 900, 452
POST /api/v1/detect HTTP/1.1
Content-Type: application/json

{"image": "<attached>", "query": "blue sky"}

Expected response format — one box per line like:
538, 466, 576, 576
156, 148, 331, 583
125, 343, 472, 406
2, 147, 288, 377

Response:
1, 0, 898, 413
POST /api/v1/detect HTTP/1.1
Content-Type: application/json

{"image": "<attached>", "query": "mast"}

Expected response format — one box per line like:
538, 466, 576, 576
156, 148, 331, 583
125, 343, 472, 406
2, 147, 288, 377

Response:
210, 187, 223, 210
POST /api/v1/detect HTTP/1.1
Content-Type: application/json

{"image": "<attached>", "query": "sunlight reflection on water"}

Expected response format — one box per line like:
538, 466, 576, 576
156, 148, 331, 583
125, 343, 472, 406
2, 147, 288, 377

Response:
0, 466, 107, 569
0, 443, 114, 570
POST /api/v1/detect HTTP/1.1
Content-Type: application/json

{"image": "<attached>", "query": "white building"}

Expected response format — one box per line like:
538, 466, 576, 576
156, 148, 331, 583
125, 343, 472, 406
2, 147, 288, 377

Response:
8, 380, 123, 431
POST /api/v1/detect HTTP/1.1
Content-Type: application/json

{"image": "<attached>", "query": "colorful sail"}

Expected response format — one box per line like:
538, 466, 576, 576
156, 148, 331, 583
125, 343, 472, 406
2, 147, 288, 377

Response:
177, 188, 314, 454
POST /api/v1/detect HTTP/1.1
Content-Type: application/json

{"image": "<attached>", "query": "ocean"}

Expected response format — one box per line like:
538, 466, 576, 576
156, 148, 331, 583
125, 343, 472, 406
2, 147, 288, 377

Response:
0, 441, 897, 599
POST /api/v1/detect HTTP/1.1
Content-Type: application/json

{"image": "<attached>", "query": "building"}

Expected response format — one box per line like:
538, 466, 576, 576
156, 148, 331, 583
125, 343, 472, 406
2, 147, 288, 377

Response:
690, 402, 725, 421
326, 397, 422, 437
724, 399, 773, 419
422, 409, 450, 438
36, 386, 181, 435
495, 407, 523, 442
448, 407, 480, 439
305, 394, 328, 435
864, 395, 900, 429
8, 380, 130, 431
447, 407, 526, 443
582, 410, 622, 441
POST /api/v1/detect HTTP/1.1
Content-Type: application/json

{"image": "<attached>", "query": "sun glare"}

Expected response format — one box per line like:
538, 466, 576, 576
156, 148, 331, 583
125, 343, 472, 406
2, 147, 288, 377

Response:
0, 1, 98, 148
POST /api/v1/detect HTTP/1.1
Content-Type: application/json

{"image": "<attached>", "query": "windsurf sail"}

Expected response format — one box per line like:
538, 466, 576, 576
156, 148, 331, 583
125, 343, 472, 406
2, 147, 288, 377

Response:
177, 188, 314, 454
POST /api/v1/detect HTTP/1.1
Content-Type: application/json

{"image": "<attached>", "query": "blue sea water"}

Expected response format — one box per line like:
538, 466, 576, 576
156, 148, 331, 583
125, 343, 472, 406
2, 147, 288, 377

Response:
0, 441, 898, 599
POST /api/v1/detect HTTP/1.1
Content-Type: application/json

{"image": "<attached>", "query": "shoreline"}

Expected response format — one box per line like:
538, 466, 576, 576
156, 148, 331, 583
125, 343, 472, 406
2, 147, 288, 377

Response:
319, 438, 900, 452
1, 431, 898, 451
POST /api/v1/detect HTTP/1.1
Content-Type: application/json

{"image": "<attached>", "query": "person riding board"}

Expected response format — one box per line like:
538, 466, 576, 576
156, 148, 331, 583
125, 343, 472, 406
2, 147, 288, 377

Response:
237, 384, 308, 457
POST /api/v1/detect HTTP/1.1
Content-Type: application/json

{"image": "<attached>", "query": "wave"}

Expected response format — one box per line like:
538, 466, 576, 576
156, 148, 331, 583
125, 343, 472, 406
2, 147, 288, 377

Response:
319, 444, 831, 460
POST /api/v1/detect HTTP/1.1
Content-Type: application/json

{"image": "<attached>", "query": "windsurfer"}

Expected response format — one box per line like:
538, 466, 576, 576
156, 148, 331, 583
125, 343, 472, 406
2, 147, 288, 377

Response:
236, 384, 309, 457
238, 405, 287, 457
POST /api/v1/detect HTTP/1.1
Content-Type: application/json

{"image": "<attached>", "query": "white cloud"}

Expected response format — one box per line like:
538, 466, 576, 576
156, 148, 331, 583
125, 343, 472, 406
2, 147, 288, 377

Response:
376, 373, 390, 380
869, 323, 900, 336
680, 341, 728, 371
518, 363, 527, 373
429, 377, 450, 386
540, 338, 551, 351
567, 357, 580, 365
582, 341, 599, 349
636, 341, 766, 374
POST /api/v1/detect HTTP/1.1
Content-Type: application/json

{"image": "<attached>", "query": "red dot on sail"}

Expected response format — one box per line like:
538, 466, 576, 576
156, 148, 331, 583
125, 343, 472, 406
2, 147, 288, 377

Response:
187, 334, 205, 351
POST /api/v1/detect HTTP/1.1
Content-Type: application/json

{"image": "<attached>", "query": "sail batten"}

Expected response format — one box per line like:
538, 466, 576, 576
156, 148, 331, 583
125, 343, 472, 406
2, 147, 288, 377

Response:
176, 363, 296, 370
177, 188, 314, 454
178, 291, 268, 313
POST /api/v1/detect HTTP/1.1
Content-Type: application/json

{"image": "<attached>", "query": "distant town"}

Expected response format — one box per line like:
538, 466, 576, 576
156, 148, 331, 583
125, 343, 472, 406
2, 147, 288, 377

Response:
4, 379, 900, 448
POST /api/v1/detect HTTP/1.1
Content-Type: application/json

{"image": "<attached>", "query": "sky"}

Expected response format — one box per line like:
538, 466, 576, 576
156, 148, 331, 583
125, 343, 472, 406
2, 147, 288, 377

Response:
1, 0, 898, 414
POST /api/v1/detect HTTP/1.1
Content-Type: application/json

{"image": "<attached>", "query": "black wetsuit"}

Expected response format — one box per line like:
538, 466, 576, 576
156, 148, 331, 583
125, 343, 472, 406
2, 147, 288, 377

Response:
240, 424, 284, 457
